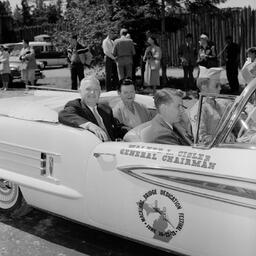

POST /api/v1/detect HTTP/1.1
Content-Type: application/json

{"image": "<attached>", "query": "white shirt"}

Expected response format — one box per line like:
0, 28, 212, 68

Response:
79, 105, 104, 129
102, 36, 115, 60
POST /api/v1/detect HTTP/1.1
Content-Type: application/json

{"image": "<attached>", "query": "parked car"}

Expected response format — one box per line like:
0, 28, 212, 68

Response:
0, 83, 255, 256
7, 41, 67, 69
0, 43, 45, 85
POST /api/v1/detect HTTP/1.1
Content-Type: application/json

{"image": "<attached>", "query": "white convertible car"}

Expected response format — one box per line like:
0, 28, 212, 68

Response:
0, 80, 256, 256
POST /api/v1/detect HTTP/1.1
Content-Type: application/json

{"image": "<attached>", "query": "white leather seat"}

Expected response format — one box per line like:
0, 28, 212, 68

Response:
123, 121, 152, 142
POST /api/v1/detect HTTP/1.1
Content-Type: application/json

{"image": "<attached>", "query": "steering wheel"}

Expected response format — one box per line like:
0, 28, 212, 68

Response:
237, 107, 256, 138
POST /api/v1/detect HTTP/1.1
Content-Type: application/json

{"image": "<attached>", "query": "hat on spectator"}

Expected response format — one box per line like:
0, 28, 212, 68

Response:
198, 66, 223, 80
200, 34, 209, 40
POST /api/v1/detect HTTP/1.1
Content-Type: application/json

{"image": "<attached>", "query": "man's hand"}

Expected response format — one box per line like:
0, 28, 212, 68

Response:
86, 122, 108, 141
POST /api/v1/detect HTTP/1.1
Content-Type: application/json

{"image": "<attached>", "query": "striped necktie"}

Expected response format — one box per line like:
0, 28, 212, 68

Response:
92, 107, 110, 140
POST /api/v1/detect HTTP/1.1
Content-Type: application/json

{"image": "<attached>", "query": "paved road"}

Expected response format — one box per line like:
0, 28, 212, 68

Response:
0, 207, 173, 256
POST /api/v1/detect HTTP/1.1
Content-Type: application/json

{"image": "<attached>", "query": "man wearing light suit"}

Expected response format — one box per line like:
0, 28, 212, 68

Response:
112, 28, 136, 80
58, 76, 126, 141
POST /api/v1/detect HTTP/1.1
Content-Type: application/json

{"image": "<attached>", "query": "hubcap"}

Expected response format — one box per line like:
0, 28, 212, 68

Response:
0, 180, 19, 210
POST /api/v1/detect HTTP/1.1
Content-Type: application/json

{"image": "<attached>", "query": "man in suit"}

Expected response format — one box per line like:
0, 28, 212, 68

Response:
146, 89, 192, 145
58, 76, 126, 141
225, 35, 240, 95
178, 33, 197, 99
112, 28, 136, 81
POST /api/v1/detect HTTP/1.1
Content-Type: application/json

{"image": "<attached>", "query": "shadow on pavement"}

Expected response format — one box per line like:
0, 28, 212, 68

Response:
0, 209, 172, 256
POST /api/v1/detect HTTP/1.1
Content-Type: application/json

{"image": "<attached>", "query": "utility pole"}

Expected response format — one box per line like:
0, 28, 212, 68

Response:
161, 0, 168, 86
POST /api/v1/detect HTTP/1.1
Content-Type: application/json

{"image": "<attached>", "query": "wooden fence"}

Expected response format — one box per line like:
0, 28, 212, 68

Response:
167, 8, 256, 67
13, 7, 256, 67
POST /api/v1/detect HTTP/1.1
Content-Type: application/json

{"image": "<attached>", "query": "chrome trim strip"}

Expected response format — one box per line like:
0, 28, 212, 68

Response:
217, 143, 256, 150
0, 148, 41, 161
147, 173, 256, 200
118, 165, 256, 185
0, 140, 60, 157
118, 165, 256, 209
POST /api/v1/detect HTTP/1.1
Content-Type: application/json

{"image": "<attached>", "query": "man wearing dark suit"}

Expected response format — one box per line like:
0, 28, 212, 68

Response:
112, 28, 136, 80
67, 34, 88, 90
58, 76, 125, 141
146, 89, 192, 145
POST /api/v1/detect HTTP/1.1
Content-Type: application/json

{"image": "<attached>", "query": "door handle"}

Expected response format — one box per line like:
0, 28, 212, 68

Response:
93, 152, 116, 158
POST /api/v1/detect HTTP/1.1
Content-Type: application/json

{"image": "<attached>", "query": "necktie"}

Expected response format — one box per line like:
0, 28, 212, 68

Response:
92, 107, 110, 140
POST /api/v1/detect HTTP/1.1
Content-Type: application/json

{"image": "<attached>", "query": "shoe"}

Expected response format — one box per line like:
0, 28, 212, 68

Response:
182, 95, 192, 100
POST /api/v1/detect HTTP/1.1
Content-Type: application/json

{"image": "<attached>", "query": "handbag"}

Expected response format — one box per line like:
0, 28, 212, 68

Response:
149, 59, 160, 70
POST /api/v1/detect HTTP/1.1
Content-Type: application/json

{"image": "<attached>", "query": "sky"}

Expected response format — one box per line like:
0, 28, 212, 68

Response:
8, 0, 256, 12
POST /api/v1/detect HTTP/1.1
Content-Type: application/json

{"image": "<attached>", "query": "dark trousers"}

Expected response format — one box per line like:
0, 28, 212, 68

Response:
105, 56, 118, 91
226, 63, 239, 93
71, 63, 84, 90
183, 65, 194, 91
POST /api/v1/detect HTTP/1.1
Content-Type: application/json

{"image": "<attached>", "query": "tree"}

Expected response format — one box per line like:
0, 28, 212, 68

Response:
0, 0, 12, 15
55, 0, 227, 81
13, 5, 23, 27
21, 0, 32, 26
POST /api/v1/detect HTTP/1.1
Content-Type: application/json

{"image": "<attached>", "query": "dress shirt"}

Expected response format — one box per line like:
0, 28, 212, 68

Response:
102, 36, 115, 60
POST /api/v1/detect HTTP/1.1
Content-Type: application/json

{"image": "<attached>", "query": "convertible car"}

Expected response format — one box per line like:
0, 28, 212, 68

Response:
0, 80, 255, 256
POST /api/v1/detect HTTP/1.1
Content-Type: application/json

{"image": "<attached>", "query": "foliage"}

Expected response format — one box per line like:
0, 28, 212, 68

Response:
0, 0, 12, 16
21, 0, 32, 25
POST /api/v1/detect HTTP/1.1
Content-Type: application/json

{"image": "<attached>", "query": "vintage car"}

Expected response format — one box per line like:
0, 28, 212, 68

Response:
0, 80, 255, 256
1, 43, 45, 85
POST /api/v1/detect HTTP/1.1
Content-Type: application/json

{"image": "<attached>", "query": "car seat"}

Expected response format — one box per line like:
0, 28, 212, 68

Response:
123, 121, 152, 142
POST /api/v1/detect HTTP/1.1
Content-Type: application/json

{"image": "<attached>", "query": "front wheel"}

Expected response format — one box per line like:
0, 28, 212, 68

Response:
0, 180, 31, 218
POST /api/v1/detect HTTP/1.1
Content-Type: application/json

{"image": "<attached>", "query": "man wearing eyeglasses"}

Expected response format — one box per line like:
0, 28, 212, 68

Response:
58, 76, 126, 141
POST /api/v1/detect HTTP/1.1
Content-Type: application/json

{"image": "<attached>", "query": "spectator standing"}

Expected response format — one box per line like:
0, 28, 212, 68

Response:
112, 28, 136, 81
178, 33, 197, 99
67, 34, 87, 90
0, 45, 10, 90
225, 35, 240, 95
19, 39, 37, 88
197, 34, 218, 68
102, 31, 118, 91
241, 47, 256, 84
143, 36, 162, 93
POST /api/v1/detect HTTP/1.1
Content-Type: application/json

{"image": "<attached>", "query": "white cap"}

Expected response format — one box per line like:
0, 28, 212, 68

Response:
198, 66, 223, 80
200, 34, 209, 40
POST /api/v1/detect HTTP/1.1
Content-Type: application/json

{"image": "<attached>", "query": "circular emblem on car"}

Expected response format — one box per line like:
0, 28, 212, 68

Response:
137, 189, 184, 242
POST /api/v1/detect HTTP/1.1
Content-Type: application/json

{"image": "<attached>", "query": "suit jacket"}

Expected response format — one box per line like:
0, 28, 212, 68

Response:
112, 36, 136, 64
146, 114, 189, 145
58, 99, 126, 140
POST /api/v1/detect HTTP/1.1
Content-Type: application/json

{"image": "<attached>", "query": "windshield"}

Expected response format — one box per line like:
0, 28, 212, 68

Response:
188, 94, 236, 145
232, 91, 256, 144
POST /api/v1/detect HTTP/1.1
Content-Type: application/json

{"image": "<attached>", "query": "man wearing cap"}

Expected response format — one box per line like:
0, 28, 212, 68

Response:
58, 76, 126, 141
188, 66, 229, 144
112, 28, 136, 81
197, 34, 218, 68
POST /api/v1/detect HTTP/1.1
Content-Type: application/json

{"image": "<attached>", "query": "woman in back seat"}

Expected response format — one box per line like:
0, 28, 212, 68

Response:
113, 79, 153, 130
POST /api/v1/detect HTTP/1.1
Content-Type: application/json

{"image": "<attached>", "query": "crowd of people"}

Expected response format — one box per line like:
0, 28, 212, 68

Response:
2, 30, 256, 146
